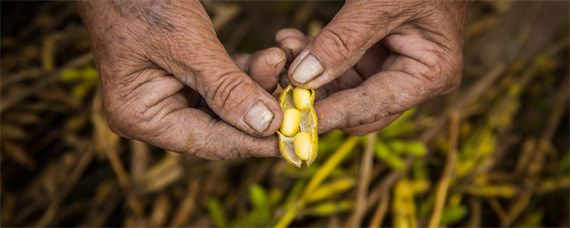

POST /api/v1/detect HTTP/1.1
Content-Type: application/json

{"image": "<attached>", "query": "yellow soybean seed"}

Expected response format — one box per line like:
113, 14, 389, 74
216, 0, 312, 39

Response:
294, 132, 312, 161
293, 87, 311, 111
278, 84, 318, 168
280, 108, 301, 137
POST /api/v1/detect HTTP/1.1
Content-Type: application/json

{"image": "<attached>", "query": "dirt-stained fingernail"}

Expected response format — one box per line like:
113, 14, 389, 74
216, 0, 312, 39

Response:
244, 101, 274, 133
292, 54, 323, 84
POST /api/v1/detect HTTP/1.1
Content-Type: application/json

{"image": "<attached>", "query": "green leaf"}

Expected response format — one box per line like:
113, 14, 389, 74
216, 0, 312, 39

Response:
478, 130, 496, 156
375, 142, 405, 171
282, 179, 305, 208
304, 200, 355, 216
388, 140, 426, 157
318, 129, 345, 156
82, 66, 99, 82
439, 206, 468, 225
378, 109, 416, 138
301, 136, 359, 200
269, 188, 284, 208
418, 195, 435, 218
275, 136, 360, 228
405, 141, 427, 157
412, 160, 427, 180
306, 178, 355, 203
388, 140, 407, 154
60, 68, 82, 82
250, 184, 269, 210
206, 198, 227, 228
249, 184, 270, 224
515, 211, 543, 227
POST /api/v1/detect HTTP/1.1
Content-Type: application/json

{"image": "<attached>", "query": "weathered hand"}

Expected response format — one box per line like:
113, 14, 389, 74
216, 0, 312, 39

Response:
77, 0, 287, 159
280, 1, 468, 135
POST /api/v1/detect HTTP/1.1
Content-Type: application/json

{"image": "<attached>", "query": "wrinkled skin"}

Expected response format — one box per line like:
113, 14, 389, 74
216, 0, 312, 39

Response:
77, 0, 468, 160
76, 0, 286, 159
282, 0, 468, 135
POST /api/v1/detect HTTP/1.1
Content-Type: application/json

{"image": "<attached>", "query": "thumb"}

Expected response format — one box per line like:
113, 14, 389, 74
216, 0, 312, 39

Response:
288, 1, 408, 88
195, 56, 284, 137
153, 27, 283, 137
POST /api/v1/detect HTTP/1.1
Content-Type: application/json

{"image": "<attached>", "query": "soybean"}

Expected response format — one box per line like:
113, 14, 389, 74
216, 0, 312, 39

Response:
294, 132, 312, 160
280, 108, 301, 137
293, 87, 311, 111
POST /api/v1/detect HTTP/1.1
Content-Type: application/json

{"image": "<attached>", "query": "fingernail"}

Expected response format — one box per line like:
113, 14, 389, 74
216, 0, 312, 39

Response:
292, 54, 323, 84
245, 101, 274, 133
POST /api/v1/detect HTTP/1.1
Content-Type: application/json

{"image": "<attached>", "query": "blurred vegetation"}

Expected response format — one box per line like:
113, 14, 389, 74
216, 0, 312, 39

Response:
1, 1, 568, 227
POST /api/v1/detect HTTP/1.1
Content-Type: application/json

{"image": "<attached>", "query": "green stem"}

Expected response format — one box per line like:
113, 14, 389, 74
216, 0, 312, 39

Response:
274, 136, 360, 228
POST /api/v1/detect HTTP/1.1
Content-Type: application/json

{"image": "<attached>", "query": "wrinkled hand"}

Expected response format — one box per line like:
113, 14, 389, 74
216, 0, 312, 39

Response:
279, 1, 468, 135
77, 1, 287, 159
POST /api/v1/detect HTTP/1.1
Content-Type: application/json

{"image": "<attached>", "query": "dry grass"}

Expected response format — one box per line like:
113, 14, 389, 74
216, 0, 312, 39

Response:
1, 1, 568, 227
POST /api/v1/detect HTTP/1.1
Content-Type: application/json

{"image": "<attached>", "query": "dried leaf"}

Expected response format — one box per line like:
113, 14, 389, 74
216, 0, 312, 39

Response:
141, 152, 183, 193
2, 139, 36, 169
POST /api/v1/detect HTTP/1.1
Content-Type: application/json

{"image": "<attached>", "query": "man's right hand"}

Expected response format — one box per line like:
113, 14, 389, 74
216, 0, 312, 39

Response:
77, 0, 285, 159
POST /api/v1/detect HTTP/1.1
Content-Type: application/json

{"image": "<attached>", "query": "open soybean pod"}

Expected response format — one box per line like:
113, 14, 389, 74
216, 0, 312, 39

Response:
277, 85, 318, 168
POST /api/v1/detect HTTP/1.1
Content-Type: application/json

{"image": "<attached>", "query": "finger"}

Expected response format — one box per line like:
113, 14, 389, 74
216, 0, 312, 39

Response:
131, 102, 281, 159
248, 47, 287, 92
232, 49, 286, 92
105, 69, 280, 159
232, 53, 252, 72
281, 42, 387, 102
154, 107, 281, 159
312, 70, 415, 134
275, 28, 309, 88
275, 28, 306, 43
275, 28, 309, 64
313, 43, 390, 100
341, 113, 402, 136
353, 43, 390, 80
312, 14, 464, 133
278, 71, 291, 89
314, 53, 460, 134
277, 29, 389, 96
195, 68, 283, 137
145, 4, 283, 136
287, 1, 411, 88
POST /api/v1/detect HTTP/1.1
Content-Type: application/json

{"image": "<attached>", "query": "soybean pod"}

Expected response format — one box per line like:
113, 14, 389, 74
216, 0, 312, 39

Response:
277, 85, 318, 167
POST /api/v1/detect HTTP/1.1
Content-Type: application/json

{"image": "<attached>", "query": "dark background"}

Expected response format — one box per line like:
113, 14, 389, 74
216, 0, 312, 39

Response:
1, 1, 568, 227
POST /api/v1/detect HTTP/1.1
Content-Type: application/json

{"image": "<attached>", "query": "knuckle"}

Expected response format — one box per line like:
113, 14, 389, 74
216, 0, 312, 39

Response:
104, 101, 132, 139
444, 73, 462, 94
316, 28, 353, 60
106, 100, 165, 141
265, 47, 287, 60
431, 55, 463, 95
185, 144, 212, 159
280, 36, 307, 60
444, 55, 464, 93
415, 51, 463, 97
275, 28, 304, 42
204, 71, 252, 114
130, 109, 156, 134
105, 112, 128, 138
204, 71, 240, 104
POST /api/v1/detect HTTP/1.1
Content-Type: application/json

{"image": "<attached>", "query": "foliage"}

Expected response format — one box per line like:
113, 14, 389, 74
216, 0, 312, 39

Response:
0, 1, 568, 227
